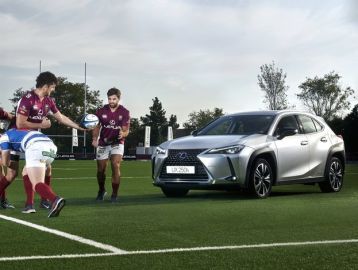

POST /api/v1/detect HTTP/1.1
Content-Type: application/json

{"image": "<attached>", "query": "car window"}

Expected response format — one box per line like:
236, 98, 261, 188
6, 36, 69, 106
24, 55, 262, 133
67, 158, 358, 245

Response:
198, 115, 274, 136
204, 119, 232, 135
312, 118, 324, 131
274, 115, 300, 136
298, 115, 317, 134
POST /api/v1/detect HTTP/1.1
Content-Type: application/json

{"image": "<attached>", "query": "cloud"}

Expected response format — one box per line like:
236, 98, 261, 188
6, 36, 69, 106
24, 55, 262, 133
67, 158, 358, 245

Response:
0, 0, 357, 122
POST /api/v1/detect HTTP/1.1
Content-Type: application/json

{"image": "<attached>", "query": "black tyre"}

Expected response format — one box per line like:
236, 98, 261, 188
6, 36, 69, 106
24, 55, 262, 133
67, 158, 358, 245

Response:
161, 187, 189, 197
249, 158, 273, 198
319, 157, 343, 193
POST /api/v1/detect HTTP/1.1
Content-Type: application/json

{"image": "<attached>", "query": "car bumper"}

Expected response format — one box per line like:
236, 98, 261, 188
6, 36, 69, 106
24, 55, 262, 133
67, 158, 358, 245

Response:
152, 147, 254, 189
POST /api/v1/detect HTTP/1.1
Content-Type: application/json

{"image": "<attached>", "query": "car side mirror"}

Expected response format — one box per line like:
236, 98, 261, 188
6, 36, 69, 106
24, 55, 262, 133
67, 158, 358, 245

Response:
191, 130, 198, 136
277, 128, 298, 140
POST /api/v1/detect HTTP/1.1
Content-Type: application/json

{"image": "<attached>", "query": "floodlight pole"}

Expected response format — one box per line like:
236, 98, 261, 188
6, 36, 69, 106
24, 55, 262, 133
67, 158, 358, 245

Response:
84, 62, 87, 158
38, 60, 42, 132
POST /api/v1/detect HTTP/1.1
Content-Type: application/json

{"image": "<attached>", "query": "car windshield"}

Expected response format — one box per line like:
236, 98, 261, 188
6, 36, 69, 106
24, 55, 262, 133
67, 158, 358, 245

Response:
197, 115, 275, 136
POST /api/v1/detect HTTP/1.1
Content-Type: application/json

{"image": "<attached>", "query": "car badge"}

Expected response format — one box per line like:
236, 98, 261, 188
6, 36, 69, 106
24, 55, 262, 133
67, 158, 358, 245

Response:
176, 152, 188, 160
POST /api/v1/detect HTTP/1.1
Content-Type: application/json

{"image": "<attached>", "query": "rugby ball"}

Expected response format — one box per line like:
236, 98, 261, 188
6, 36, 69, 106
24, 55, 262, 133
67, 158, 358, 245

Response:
80, 114, 99, 129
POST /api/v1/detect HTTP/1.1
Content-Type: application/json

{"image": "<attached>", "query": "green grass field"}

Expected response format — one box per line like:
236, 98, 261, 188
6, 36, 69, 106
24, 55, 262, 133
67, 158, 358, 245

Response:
1, 160, 358, 269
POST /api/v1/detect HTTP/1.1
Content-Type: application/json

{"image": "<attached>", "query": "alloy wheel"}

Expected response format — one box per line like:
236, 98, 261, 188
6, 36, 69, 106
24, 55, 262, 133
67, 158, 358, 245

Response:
253, 161, 272, 198
329, 160, 343, 191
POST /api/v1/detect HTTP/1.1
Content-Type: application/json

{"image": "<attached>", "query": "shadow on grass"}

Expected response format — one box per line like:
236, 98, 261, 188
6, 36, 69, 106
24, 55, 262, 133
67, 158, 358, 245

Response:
66, 187, 322, 207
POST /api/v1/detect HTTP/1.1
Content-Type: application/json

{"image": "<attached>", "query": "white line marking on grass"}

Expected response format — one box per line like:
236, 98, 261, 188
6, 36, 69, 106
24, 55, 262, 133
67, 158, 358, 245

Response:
32, 172, 358, 180
13, 172, 358, 181
126, 239, 358, 255
0, 253, 116, 262
52, 168, 77, 170
0, 237, 358, 262
0, 214, 127, 254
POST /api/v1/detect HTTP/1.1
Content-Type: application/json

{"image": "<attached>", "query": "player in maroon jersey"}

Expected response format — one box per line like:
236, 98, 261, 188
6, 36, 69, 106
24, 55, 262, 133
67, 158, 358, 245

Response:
92, 88, 130, 202
16, 71, 85, 213
0, 107, 17, 209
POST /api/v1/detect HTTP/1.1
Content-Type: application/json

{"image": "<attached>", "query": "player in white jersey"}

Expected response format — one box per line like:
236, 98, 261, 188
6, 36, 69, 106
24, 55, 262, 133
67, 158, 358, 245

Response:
0, 128, 65, 218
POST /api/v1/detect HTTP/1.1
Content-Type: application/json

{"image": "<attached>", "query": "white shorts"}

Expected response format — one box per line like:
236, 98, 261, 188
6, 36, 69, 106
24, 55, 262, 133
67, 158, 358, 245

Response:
96, 144, 124, 160
25, 141, 57, 168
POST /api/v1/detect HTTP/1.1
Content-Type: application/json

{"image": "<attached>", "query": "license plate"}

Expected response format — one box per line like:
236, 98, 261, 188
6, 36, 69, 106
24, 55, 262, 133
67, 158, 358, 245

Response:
166, 166, 195, 174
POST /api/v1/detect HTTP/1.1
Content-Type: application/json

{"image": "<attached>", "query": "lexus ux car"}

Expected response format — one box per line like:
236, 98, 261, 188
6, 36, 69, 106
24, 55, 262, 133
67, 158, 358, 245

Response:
152, 111, 345, 198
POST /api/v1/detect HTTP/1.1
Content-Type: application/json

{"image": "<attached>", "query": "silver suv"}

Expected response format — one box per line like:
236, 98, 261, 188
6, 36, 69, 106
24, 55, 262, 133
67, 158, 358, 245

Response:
152, 111, 345, 198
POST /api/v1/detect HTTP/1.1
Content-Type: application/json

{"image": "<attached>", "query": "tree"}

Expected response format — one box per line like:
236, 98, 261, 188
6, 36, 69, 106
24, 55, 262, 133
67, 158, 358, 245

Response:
124, 118, 144, 154
9, 88, 27, 112
297, 72, 354, 121
168, 114, 179, 129
9, 77, 103, 152
140, 97, 168, 146
342, 104, 358, 156
183, 108, 224, 131
258, 61, 289, 110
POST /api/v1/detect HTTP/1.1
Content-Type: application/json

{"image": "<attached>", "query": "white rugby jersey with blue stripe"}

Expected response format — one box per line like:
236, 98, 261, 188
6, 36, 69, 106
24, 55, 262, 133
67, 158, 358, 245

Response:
0, 129, 52, 152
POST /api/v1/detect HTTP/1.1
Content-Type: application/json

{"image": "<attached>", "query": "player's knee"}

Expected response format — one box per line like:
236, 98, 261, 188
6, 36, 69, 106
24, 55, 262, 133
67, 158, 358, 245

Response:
6, 168, 18, 181
8, 171, 18, 181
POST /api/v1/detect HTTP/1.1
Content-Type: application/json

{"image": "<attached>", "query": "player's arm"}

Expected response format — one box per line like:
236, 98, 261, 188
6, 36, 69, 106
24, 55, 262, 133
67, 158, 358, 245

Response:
119, 124, 130, 139
1, 110, 14, 120
52, 111, 86, 131
119, 113, 130, 139
16, 114, 51, 129
91, 124, 100, 147
0, 134, 10, 167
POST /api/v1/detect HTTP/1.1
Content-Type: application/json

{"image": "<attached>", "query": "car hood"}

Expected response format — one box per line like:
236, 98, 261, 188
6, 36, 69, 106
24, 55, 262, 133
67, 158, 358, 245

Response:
159, 134, 267, 150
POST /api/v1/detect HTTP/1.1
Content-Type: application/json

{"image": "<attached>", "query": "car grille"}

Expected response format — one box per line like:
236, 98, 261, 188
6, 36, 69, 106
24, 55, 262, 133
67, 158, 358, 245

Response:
159, 149, 208, 180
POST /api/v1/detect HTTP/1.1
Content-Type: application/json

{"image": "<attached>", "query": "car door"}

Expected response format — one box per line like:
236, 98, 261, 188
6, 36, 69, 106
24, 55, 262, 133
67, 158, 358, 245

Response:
273, 115, 310, 182
297, 115, 330, 178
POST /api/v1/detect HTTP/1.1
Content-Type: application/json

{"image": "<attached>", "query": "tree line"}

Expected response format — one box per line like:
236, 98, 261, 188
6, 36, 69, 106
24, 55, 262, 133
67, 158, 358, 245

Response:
8, 62, 357, 156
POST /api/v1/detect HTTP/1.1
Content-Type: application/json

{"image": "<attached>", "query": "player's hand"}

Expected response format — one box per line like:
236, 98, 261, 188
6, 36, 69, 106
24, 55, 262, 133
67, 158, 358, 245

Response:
118, 130, 124, 140
41, 118, 51, 129
119, 128, 128, 139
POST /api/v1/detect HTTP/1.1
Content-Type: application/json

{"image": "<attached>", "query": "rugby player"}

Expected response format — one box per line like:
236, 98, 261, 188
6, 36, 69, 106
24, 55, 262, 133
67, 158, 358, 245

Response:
92, 88, 130, 202
0, 128, 65, 218
16, 71, 85, 213
0, 107, 17, 209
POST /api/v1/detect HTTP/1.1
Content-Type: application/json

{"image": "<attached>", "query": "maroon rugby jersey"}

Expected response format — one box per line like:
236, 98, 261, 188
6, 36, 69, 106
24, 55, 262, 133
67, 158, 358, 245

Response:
95, 104, 130, 146
16, 90, 59, 123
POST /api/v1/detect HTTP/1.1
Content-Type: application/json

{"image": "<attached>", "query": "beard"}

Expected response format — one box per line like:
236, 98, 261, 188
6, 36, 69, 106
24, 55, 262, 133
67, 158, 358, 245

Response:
109, 102, 119, 108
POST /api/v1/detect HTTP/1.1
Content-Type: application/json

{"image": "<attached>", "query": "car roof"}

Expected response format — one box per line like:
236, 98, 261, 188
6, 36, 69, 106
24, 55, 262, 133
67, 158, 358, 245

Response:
226, 110, 316, 117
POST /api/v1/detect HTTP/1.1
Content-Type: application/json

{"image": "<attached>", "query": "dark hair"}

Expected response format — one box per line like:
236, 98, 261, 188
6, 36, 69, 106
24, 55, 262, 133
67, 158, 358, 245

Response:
36, 71, 58, 88
107, 87, 121, 98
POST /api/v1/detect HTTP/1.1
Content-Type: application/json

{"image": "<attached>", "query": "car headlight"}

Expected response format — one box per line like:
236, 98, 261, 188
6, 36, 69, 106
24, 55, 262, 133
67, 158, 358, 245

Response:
155, 146, 167, 155
207, 145, 244, 154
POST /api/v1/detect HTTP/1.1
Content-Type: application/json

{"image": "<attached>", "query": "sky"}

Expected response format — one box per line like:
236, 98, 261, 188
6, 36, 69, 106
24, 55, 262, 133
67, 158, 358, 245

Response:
0, 0, 357, 126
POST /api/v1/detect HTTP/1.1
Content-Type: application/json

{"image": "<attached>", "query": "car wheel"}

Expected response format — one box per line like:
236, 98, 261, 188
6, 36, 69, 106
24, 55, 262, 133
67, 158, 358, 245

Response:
319, 157, 343, 193
249, 158, 273, 198
161, 187, 189, 197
